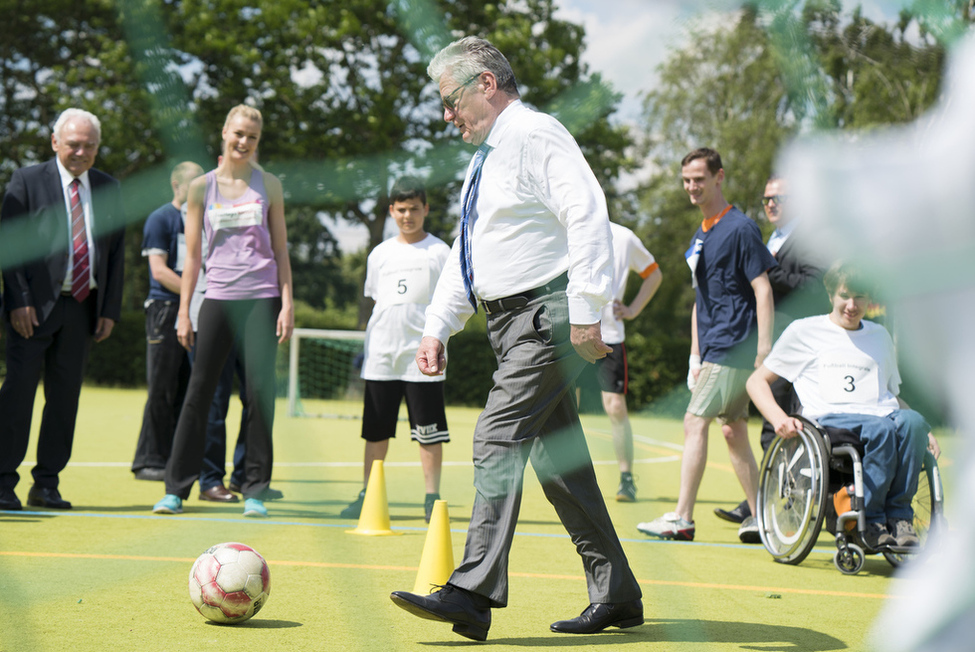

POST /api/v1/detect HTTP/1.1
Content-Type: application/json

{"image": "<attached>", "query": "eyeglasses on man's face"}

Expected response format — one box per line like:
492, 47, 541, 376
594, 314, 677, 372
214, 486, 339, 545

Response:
442, 73, 483, 112
762, 194, 788, 206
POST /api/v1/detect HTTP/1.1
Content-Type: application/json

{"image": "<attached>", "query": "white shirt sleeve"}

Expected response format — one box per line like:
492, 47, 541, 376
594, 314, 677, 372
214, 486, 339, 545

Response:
525, 126, 613, 324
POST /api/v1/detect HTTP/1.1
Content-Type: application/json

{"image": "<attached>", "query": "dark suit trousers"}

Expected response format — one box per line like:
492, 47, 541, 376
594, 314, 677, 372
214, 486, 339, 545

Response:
0, 294, 95, 490
760, 376, 800, 452
163, 297, 278, 500
449, 291, 642, 608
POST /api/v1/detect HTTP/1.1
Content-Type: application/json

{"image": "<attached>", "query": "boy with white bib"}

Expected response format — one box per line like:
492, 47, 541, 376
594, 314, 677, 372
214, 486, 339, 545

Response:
341, 176, 451, 523
746, 261, 940, 549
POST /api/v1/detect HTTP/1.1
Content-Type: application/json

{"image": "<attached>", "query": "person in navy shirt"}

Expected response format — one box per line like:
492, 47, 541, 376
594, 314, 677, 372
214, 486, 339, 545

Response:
132, 162, 203, 482
637, 148, 776, 543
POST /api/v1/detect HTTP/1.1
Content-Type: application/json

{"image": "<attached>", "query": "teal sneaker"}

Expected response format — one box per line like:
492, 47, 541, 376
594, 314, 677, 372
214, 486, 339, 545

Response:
153, 494, 183, 514
243, 498, 268, 518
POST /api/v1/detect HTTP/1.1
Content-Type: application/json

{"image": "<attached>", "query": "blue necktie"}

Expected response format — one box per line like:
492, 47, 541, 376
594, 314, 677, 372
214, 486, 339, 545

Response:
460, 145, 490, 311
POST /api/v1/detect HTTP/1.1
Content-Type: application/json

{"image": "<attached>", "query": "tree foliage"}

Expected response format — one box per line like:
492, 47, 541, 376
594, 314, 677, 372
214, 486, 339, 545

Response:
1, 0, 631, 326
623, 0, 963, 410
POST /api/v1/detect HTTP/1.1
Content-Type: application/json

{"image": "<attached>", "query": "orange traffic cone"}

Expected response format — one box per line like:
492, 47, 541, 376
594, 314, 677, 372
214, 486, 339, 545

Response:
347, 460, 400, 536
412, 499, 455, 593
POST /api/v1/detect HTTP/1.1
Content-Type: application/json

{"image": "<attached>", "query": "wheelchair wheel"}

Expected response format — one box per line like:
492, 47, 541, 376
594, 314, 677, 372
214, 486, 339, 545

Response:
884, 450, 946, 568
757, 420, 830, 565
835, 543, 865, 575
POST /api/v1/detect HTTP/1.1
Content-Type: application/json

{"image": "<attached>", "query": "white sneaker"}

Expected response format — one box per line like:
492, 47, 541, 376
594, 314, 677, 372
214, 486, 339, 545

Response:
738, 515, 761, 543
636, 512, 695, 541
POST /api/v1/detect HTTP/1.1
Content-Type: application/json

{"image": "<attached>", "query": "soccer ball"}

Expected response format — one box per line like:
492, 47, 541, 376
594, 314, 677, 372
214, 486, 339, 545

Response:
188, 542, 271, 624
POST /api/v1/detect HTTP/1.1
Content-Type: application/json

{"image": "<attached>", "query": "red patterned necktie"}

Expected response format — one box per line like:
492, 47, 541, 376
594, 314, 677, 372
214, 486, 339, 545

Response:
69, 179, 90, 302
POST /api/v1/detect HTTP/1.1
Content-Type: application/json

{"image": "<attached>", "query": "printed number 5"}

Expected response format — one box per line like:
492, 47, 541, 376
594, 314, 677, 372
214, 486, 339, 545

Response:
843, 375, 856, 393
397, 279, 407, 294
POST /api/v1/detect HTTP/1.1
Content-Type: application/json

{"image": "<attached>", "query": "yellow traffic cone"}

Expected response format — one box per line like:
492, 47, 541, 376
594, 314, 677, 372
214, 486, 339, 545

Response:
412, 499, 455, 593
347, 460, 400, 536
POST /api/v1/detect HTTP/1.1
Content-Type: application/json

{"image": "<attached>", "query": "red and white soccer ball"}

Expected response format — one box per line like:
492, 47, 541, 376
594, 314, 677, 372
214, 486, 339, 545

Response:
188, 542, 271, 624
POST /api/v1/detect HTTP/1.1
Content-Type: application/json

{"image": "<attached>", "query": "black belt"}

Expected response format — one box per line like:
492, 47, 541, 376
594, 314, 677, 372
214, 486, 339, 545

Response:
480, 272, 568, 314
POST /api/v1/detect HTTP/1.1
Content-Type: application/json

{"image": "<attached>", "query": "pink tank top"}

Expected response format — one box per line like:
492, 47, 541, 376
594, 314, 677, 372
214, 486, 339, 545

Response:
202, 168, 280, 300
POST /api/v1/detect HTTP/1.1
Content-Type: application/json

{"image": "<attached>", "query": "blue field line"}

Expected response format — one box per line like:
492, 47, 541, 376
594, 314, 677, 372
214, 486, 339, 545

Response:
3, 509, 837, 556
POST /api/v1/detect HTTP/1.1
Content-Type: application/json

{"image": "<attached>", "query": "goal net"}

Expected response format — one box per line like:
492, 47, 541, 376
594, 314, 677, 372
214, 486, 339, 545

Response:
286, 328, 366, 418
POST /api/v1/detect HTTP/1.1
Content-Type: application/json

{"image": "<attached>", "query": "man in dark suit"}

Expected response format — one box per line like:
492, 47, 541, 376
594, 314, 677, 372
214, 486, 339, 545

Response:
0, 108, 125, 511
713, 173, 828, 524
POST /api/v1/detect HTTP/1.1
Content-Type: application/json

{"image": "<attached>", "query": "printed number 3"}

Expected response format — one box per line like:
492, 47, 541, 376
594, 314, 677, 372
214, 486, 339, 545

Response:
397, 279, 407, 294
843, 375, 856, 393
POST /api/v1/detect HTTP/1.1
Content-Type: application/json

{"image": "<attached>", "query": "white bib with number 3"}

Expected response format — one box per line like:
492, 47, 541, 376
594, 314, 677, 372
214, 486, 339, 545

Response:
819, 350, 880, 405
377, 261, 429, 306
207, 200, 263, 232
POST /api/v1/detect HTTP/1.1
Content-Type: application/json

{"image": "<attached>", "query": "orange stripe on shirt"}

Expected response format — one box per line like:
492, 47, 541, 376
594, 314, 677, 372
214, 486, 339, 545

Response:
638, 261, 659, 279
701, 204, 733, 233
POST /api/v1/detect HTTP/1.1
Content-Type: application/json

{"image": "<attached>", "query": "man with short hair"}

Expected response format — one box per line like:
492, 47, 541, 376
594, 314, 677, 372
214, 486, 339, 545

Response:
746, 261, 940, 549
0, 108, 126, 511
637, 148, 775, 543
598, 221, 662, 502
713, 174, 828, 524
131, 162, 204, 485
389, 36, 642, 641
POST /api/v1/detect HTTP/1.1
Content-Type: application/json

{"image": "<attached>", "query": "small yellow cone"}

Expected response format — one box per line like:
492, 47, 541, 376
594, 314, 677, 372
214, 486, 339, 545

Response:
412, 499, 455, 593
347, 460, 400, 536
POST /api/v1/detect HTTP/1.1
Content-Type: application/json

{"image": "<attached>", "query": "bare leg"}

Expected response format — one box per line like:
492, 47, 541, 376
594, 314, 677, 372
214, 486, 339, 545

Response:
419, 442, 442, 494
722, 419, 759, 516
602, 391, 632, 474
363, 439, 389, 486
675, 412, 711, 522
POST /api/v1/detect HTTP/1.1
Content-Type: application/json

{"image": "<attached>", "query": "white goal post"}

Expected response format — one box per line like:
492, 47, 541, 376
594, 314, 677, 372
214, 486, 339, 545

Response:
287, 328, 366, 417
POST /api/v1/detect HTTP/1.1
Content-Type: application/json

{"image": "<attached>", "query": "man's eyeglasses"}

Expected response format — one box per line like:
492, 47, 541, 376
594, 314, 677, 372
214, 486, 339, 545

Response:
442, 73, 482, 112
762, 195, 787, 206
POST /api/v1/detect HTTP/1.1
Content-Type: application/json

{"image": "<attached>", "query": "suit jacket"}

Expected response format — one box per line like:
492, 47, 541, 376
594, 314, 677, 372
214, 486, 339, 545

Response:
767, 225, 829, 333
0, 158, 125, 330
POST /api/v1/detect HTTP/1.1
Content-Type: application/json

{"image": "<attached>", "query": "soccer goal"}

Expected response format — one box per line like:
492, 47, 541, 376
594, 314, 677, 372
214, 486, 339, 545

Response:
286, 328, 366, 418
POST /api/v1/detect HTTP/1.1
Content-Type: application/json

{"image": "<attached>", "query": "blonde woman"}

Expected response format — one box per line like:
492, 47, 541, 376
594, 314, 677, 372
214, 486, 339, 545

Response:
153, 105, 293, 518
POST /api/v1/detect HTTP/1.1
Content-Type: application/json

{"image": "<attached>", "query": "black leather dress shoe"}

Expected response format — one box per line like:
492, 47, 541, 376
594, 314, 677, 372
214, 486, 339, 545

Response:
550, 599, 644, 634
390, 585, 491, 641
229, 483, 284, 500
26, 486, 72, 509
133, 467, 166, 482
714, 499, 751, 524
0, 487, 22, 511
199, 485, 240, 503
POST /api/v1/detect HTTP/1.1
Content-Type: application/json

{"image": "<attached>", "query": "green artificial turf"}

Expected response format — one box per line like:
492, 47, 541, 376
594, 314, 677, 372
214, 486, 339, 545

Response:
0, 386, 957, 651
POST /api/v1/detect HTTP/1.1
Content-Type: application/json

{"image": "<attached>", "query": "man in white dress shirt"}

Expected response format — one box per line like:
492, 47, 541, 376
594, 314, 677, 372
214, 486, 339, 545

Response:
389, 36, 642, 641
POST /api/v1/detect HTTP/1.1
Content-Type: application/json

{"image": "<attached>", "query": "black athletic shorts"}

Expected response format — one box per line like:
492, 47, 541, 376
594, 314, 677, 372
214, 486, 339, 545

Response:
361, 380, 450, 444
595, 342, 628, 394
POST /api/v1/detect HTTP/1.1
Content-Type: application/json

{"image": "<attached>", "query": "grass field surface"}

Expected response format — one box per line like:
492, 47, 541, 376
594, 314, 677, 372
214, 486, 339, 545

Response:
0, 386, 957, 651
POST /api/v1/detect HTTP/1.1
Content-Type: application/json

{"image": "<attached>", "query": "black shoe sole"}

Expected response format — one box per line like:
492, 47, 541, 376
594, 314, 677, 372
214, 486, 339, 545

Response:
713, 507, 746, 524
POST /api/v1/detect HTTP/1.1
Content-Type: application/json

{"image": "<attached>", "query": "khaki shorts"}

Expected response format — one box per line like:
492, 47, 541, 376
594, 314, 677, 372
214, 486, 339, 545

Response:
686, 362, 751, 424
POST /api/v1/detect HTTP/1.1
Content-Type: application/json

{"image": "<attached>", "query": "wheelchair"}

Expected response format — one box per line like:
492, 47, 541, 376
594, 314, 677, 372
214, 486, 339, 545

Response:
756, 415, 945, 575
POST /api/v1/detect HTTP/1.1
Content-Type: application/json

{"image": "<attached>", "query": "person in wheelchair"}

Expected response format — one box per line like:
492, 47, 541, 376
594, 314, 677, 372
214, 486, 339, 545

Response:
746, 261, 940, 550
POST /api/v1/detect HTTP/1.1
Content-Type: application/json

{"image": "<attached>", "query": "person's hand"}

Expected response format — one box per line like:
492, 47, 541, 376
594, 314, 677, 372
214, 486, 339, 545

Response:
755, 342, 771, 369
10, 306, 38, 339
176, 314, 195, 351
276, 304, 294, 343
774, 416, 803, 439
416, 336, 446, 376
927, 432, 941, 460
94, 317, 115, 343
571, 323, 612, 363
687, 354, 702, 391
612, 300, 636, 321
